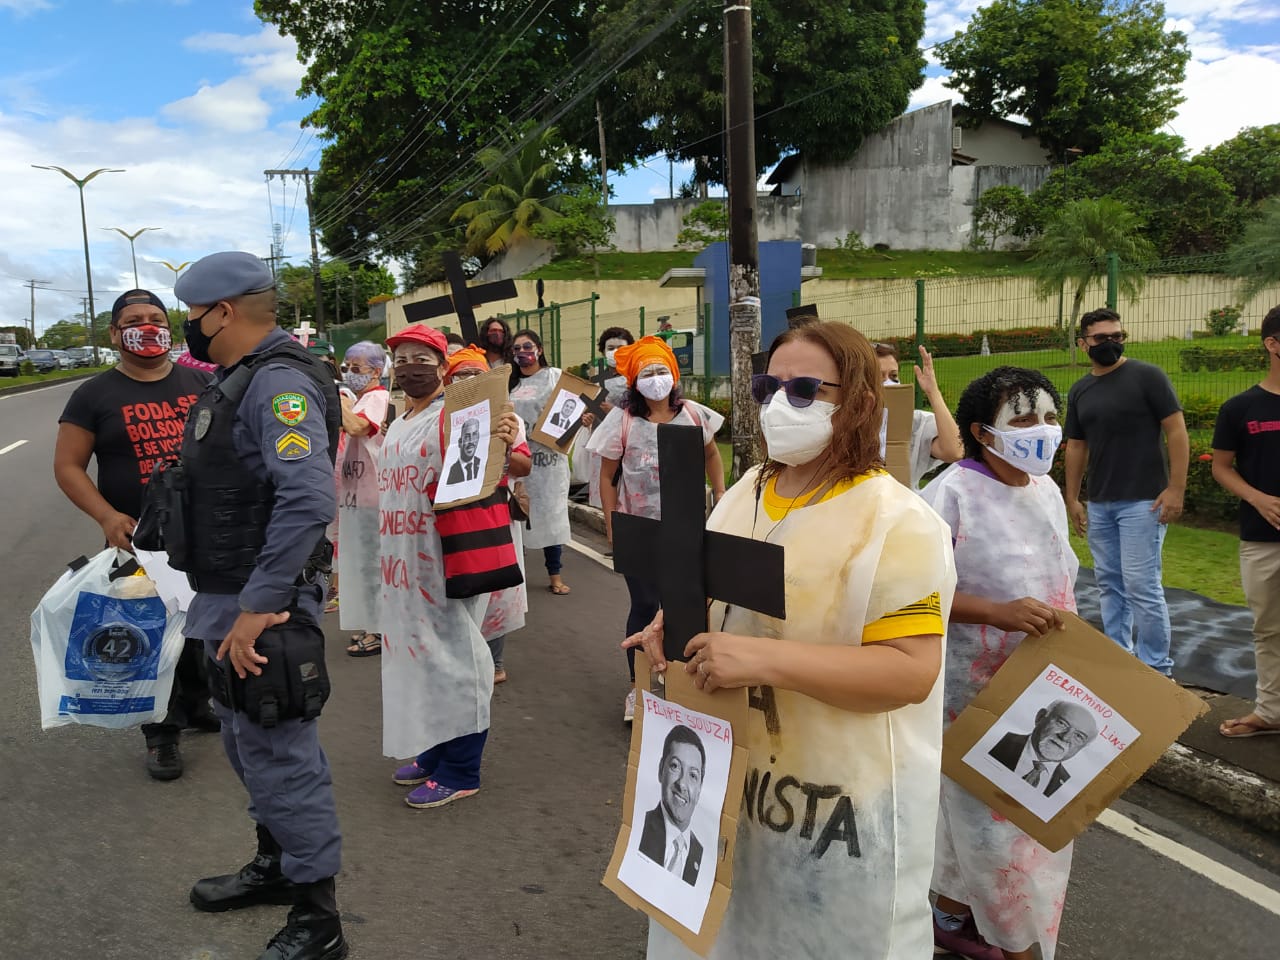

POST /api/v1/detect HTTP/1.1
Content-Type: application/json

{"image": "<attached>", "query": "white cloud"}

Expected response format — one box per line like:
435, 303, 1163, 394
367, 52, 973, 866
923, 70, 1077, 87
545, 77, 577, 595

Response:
1163, 0, 1279, 24
0, 0, 52, 15
162, 76, 272, 133
1170, 53, 1280, 152
909, 74, 957, 113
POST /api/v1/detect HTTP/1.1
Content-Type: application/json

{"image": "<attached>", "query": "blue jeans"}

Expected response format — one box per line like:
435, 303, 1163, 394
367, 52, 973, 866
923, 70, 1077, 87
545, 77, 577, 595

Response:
1087, 499, 1174, 674
624, 575, 662, 681
414, 729, 489, 790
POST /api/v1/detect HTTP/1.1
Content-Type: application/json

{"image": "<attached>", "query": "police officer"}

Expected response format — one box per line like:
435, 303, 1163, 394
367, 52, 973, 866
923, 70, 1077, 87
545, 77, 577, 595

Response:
170, 253, 346, 960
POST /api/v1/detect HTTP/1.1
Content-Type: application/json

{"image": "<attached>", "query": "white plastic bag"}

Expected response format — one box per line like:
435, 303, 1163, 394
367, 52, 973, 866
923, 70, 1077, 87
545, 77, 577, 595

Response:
29, 548, 187, 730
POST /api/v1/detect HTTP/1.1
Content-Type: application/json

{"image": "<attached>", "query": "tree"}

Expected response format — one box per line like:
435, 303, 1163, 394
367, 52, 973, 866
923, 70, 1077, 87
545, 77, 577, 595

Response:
1196, 124, 1280, 207
676, 201, 729, 248
937, 0, 1189, 160
41, 318, 92, 350
275, 262, 397, 327
532, 187, 616, 265
1224, 199, 1280, 307
971, 185, 1034, 249
1031, 198, 1155, 332
1024, 132, 1243, 257
450, 126, 570, 256
592, 0, 927, 181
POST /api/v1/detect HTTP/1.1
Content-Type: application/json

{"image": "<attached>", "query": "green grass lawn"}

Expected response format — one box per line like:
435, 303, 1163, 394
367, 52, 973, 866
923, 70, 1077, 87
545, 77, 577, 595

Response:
527, 248, 1036, 282
0, 365, 109, 390
715, 441, 1246, 605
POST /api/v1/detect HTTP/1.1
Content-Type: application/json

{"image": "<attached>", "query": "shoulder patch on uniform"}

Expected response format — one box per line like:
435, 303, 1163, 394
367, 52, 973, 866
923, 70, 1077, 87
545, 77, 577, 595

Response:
272, 392, 308, 426
275, 430, 312, 461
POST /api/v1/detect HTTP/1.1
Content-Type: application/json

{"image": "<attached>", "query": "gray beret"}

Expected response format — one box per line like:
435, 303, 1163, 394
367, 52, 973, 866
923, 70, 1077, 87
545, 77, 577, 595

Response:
174, 251, 275, 306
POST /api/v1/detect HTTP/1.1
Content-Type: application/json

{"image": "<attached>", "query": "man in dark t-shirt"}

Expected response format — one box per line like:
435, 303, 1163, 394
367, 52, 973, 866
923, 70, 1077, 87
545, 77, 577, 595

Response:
1211, 304, 1280, 739
1063, 307, 1189, 676
54, 289, 214, 781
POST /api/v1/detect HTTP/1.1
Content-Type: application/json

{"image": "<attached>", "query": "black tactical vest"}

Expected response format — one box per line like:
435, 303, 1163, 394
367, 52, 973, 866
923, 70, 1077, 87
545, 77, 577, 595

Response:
173, 339, 340, 593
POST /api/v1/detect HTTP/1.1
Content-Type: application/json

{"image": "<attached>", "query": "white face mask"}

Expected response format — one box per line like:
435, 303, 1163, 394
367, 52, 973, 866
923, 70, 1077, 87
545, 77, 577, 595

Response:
637, 372, 674, 401
983, 423, 1063, 476
759, 395, 838, 466
883, 376, 899, 387
605, 349, 618, 367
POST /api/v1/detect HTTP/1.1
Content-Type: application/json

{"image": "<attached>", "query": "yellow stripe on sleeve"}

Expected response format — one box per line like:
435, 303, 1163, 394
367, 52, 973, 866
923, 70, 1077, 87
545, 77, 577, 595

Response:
862, 593, 943, 644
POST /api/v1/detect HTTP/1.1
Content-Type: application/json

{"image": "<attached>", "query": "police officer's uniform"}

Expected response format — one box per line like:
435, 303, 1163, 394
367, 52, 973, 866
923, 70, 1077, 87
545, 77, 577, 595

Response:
154, 253, 346, 960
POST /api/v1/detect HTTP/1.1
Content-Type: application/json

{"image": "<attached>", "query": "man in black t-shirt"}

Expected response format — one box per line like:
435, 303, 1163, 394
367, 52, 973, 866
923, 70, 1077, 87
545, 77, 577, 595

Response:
54, 290, 214, 781
1063, 307, 1188, 676
1211, 304, 1280, 739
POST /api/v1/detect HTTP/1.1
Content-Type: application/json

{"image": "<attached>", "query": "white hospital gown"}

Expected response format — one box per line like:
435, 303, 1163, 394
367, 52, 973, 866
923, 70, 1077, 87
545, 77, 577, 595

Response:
921, 460, 1079, 960
335, 386, 389, 631
647, 467, 957, 960
585, 400, 723, 520
480, 420, 530, 642
375, 397, 492, 758
509, 366, 571, 550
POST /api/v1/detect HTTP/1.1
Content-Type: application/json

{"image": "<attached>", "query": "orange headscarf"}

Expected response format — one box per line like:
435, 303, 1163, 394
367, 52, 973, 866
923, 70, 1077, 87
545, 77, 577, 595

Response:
614, 335, 679, 386
444, 344, 489, 384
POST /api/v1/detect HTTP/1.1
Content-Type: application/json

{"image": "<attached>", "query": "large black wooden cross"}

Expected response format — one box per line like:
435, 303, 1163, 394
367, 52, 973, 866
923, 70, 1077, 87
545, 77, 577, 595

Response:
402, 251, 517, 344
612, 423, 786, 662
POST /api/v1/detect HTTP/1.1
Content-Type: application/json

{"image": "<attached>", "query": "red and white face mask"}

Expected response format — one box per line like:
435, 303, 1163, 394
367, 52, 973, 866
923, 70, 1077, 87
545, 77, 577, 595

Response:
120, 323, 172, 358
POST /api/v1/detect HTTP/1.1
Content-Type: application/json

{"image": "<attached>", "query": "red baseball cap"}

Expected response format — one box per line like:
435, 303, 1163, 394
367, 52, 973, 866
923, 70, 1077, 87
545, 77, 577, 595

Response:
386, 323, 448, 355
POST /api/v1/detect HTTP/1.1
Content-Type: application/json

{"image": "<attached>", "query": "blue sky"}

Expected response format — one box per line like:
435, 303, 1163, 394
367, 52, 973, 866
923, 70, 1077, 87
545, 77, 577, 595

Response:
1, 0, 1277, 331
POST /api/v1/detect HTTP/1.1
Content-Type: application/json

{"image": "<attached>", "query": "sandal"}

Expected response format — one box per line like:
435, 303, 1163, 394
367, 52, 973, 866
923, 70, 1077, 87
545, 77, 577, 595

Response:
548, 582, 571, 595
347, 633, 382, 657
1219, 715, 1280, 739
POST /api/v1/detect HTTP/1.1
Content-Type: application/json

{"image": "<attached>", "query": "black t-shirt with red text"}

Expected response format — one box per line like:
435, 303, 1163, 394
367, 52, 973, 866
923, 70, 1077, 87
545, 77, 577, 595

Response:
59, 365, 212, 518
1212, 384, 1280, 542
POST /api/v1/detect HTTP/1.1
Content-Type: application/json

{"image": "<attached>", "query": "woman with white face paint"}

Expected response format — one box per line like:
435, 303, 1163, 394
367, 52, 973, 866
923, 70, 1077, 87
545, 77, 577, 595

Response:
625, 322, 957, 960
921, 366, 1078, 960
586, 335, 724, 721
573, 326, 635, 506
508, 329, 574, 594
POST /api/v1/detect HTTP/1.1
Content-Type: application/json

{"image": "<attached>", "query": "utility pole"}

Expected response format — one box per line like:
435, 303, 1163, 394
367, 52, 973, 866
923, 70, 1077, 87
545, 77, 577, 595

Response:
24, 279, 50, 345
265, 169, 325, 333
596, 99, 608, 209
724, 0, 761, 479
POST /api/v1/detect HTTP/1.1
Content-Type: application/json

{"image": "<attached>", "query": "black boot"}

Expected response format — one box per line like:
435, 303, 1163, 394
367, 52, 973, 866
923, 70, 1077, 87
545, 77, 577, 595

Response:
190, 824, 298, 912
258, 877, 347, 960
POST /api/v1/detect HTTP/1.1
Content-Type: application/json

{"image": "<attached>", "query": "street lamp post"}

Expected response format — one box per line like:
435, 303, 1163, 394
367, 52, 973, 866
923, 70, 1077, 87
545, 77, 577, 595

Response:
160, 260, 192, 302
104, 226, 162, 287
33, 164, 125, 364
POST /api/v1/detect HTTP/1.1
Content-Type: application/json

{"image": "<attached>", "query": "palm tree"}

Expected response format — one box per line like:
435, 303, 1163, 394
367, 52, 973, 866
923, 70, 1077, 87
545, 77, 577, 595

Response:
1224, 199, 1280, 307
1032, 198, 1156, 332
451, 126, 568, 257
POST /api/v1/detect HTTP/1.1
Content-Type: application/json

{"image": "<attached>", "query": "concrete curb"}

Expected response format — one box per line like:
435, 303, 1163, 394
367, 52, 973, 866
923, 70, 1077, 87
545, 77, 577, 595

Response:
569, 497, 1280, 831
0, 371, 97, 397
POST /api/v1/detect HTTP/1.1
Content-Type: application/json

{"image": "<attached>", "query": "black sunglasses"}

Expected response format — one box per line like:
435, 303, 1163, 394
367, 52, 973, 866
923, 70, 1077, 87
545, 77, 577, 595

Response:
1084, 331, 1127, 344
751, 374, 841, 408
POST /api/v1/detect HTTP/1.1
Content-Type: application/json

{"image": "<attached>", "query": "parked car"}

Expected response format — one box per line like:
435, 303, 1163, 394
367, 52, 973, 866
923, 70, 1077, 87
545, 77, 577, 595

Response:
50, 350, 76, 370
0, 341, 20, 377
23, 349, 59, 373
64, 346, 96, 367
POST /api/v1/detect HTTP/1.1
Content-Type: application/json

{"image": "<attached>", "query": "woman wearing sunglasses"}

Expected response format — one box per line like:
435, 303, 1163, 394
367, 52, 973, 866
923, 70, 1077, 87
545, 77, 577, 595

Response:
508, 329, 573, 595
585, 335, 724, 722
921, 367, 1076, 960
333, 341, 392, 657
447, 345, 532, 685
627, 322, 956, 960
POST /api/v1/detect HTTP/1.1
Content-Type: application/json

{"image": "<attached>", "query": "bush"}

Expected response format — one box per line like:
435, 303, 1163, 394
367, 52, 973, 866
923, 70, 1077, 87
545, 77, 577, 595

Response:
972, 185, 1035, 249
836, 230, 866, 253
1179, 394, 1221, 430
19, 360, 34, 376
879, 325, 1065, 360
677, 201, 728, 248
703, 396, 733, 441
1205, 304, 1243, 337
1179, 345, 1267, 372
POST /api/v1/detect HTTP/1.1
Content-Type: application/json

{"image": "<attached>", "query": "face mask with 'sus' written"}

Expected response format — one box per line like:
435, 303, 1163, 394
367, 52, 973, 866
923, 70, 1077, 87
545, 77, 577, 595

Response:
984, 423, 1062, 476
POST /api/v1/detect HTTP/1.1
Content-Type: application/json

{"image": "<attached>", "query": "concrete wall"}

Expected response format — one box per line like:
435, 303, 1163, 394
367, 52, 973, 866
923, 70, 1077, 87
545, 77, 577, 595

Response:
951, 164, 1052, 250
608, 197, 803, 252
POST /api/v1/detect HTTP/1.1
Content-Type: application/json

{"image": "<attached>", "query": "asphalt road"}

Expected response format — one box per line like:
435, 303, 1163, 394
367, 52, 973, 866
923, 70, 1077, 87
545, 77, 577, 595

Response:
1, 379, 1276, 960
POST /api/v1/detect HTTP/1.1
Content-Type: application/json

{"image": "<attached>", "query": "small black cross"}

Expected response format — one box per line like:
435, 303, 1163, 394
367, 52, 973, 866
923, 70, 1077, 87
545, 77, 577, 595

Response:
612, 423, 786, 662
402, 251, 518, 344
557, 383, 611, 448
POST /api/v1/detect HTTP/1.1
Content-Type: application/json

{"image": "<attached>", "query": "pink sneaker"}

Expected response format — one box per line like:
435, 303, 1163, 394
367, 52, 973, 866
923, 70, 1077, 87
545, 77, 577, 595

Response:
933, 915, 1004, 960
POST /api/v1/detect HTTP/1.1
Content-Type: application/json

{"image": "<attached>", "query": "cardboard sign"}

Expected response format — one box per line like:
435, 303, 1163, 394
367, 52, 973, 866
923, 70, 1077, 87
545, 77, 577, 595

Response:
604, 653, 749, 956
434, 364, 511, 510
529, 371, 603, 451
942, 612, 1208, 852
882, 384, 914, 486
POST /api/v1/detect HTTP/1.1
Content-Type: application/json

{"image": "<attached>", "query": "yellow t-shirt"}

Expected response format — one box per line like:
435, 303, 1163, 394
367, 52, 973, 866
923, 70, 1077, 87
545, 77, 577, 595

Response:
761, 472, 943, 644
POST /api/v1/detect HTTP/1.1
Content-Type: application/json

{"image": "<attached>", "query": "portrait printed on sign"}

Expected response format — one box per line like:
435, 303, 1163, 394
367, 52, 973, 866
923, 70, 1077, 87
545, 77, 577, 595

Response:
541, 388, 585, 442
963, 663, 1140, 822
617, 690, 733, 934
437, 398, 491, 504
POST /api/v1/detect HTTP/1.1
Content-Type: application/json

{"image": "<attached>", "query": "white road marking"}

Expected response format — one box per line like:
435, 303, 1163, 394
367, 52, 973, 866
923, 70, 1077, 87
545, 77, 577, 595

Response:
1097, 808, 1280, 916
0, 440, 28, 456
567, 537, 613, 569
